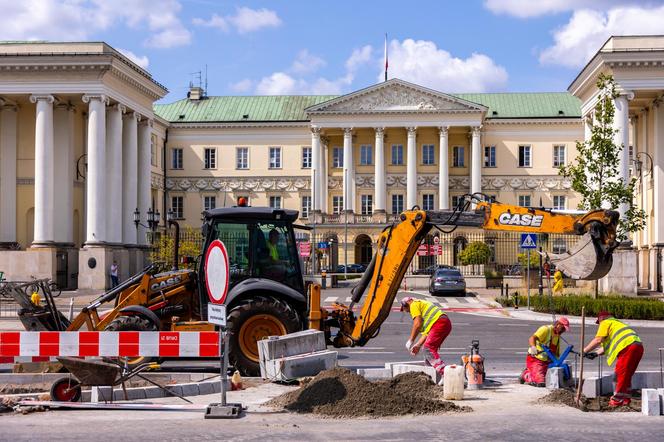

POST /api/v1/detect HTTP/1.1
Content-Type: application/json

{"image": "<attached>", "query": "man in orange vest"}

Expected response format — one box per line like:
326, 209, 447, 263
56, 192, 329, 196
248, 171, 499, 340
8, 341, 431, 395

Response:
520, 317, 570, 386
401, 297, 452, 381
583, 311, 643, 407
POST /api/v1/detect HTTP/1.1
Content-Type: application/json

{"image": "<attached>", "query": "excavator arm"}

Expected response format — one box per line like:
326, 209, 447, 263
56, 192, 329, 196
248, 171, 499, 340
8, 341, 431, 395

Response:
324, 199, 619, 348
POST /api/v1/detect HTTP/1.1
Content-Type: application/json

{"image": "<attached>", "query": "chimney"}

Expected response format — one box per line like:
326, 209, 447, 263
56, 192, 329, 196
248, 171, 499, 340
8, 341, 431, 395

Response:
188, 85, 204, 101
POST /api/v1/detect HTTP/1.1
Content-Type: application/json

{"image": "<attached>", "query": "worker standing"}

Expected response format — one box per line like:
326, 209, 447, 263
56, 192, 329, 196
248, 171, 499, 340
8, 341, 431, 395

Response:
583, 311, 643, 407
401, 297, 451, 381
520, 317, 570, 386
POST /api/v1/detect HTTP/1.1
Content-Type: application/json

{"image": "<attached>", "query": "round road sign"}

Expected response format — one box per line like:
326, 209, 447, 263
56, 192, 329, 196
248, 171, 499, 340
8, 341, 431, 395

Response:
204, 239, 229, 305
433, 236, 440, 244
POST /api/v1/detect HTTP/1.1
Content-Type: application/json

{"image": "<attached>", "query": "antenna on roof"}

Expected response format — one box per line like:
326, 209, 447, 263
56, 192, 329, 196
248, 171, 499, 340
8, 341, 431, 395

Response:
188, 70, 204, 100
204, 64, 208, 98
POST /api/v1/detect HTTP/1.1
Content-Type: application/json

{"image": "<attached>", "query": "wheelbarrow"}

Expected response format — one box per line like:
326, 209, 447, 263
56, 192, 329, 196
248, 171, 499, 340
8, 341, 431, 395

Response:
50, 357, 192, 403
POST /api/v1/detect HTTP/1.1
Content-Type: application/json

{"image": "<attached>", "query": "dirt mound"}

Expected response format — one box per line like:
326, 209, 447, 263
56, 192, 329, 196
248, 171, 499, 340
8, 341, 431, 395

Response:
538, 389, 639, 412
267, 368, 470, 418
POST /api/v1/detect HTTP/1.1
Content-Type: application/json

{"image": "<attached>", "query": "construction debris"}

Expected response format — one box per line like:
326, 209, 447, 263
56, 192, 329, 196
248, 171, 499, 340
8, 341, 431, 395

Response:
267, 368, 471, 418
537, 389, 639, 412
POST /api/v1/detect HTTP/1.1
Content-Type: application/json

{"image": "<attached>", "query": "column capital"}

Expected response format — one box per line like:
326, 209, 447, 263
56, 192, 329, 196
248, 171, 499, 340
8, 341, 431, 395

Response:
139, 117, 153, 128
343, 127, 353, 136
438, 126, 449, 136
29, 94, 55, 104
311, 125, 322, 135
123, 111, 140, 121
374, 127, 385, 136
82, 94, 109, 105
406, 126, 417, 134
108, 103, 126, 114
617, 90, 635, 101
471, 125, 482, 136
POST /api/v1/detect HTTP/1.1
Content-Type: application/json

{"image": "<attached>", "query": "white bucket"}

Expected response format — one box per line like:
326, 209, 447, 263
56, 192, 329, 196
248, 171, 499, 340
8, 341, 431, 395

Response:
443, 364, 465, 400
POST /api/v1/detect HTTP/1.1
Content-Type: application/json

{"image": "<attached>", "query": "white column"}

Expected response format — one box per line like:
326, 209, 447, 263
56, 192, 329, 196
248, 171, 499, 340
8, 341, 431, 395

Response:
137, 119, 152, 245
106, 104, 124, 244
653, 103, 664, 245
471, 126, 482, 196
82, 94, 108, 245
614, 91, 632, 215
311, 126, 321, 214
584, 114, 593, 142
641, 109, 649, 246
122, 112, 138, 245
438, 126, 449, 209
406, 127, 417, 209
30, 94, 55, 245
53, 103, 75, 243
0, 103, 17, 244
321, 140, 328, 213
374, 127, 386, 213
343, 128, 355, 212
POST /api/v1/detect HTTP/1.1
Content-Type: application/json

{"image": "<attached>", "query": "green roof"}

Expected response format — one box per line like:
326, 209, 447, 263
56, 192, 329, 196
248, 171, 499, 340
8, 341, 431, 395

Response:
154, 92, 581, 122
453, 92, 581, 119
154, 95, 336, 123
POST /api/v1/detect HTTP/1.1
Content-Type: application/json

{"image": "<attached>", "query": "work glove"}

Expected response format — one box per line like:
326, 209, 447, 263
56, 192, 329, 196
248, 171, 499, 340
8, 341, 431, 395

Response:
528, 346, 538, 356
406, 339, 413, 351
584, 352, 598, 360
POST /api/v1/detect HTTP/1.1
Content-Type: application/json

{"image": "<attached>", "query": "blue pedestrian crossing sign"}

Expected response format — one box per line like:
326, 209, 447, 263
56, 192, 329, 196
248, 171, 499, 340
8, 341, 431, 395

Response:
520, 233, 537, 249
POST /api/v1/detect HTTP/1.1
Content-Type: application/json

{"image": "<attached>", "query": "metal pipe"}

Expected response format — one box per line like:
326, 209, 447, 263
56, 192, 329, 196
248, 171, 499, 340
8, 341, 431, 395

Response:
576, 306, 586, 405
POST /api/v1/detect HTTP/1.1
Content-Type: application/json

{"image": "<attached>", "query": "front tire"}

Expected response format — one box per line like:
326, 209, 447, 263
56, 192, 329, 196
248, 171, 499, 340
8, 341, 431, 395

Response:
105, 315, 158, 368
227, 296, 301, 376
50, 377, 81, 402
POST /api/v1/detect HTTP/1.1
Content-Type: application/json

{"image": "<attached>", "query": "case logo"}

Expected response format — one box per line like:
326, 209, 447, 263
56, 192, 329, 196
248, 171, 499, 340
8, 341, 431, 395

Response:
498, 212, 543, 227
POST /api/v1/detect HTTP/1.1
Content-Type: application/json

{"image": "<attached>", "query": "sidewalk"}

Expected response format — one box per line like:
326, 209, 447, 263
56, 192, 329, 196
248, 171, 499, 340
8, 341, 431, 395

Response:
506, 307, 664, 328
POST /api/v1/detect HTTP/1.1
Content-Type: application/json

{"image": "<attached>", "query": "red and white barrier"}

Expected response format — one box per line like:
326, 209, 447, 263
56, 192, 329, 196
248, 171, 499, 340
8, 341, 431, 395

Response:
0, 331, 220, 358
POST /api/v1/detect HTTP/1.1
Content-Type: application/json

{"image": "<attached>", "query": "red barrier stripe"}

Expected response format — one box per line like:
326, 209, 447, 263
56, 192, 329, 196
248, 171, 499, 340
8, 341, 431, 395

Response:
79, 331, 99, 357
199, 331, 219, 357
159, 332, 180, 357
118, 331, 140, 357
0, 332, 20, 357
39, 331, 60, 356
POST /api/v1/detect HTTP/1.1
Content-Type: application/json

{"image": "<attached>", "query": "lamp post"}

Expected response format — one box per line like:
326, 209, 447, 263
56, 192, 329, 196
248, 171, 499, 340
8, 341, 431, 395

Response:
133, 207, 160, 244
167, 208, 181, 271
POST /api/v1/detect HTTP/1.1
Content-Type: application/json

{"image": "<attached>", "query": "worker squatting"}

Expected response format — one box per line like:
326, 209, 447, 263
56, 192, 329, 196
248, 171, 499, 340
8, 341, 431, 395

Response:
520, 311, 643, 407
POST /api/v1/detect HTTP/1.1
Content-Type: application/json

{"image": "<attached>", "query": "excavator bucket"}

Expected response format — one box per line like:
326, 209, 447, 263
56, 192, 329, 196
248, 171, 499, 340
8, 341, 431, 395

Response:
548, 232, 614, 280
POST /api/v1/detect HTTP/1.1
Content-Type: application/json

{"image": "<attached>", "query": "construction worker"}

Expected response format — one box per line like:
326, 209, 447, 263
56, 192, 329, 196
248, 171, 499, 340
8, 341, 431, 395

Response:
520, 317, 570, 386
583, 311, 643, 407
401, 297, 452, 380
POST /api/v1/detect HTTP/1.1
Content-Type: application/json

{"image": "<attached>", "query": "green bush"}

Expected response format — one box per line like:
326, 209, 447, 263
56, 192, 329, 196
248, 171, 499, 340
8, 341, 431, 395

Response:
495, 294, 664, 320
484, 269, 503, 278
517, 252, 540, 269
458, 241, 491, 266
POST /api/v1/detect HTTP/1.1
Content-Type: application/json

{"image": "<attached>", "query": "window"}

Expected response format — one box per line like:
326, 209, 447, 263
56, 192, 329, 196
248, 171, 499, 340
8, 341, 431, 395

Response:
553, 195, 566, 210
361, 195, 373, 215
628, 145, 634, 162
171, 148, 183, 169
453, 146, 465, 167
204, 148, 217, 169
487, 195, 497, 203
553, 145, 566, 167
391, 145, 403, 165
171, 196, 184, 219
269, 147, 281, 169
332, 196, 344, 214
518, 145, 532, 167
553, 238, 567, 254
422, 144, 435, 165
236, 147, 248, 169
332, 147, 344, 168
422, 194, 434, 211
203, 196, 216, 211
451, 195, 463, 209
269, 195, 282, 209
360, 145, 373, 165
302, 146, 312, 168
391, 194, 404, 215
301, 195, 311, 218
518, 195, 531, 207
151, 135, 157, 167
484, 146, 496, 167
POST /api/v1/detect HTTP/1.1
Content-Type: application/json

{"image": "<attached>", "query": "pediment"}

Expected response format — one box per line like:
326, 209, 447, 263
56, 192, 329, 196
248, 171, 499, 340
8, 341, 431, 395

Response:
306, 79, 486, 114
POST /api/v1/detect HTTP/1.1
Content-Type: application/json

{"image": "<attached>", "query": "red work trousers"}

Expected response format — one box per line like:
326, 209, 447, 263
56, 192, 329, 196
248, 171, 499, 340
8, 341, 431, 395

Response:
614, 343, 644, 397
522, 355, 549, 384
422, 315, 452, 375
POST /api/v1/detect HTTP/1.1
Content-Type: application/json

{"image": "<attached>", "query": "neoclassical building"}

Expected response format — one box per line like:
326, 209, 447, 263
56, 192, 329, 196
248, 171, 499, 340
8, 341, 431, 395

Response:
0, 37, 662, 292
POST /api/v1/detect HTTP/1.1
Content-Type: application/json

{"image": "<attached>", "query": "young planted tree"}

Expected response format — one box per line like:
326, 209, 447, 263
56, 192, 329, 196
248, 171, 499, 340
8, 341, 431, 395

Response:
559, 73, 645, 239
458, 241, 492, 273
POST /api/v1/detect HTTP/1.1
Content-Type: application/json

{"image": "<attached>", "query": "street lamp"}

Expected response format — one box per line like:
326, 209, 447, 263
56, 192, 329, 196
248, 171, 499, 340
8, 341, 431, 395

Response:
631, 151, 653, 179
167, 208, 181, 271
134, 207, 161, 244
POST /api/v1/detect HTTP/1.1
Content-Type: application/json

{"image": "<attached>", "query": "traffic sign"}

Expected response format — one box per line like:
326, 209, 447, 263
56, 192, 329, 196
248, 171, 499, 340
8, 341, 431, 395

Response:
204, 239, 230, 305
207, 304, 227, 326
317, 242, 328, 249
520, 233, 537, 249
417, 244, 429, 256
433, 236, 440, 244
431, 244, 442, 256
298, 242, 312, 257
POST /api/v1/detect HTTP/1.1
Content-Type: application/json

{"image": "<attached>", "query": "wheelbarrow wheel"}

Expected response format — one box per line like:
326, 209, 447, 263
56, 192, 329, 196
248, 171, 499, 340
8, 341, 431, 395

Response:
50, 377, 81, 402
105, 315, 158, 368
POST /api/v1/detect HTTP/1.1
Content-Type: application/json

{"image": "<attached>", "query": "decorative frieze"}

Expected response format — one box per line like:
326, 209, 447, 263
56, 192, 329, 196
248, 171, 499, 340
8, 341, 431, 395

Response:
165, 176, 311, 192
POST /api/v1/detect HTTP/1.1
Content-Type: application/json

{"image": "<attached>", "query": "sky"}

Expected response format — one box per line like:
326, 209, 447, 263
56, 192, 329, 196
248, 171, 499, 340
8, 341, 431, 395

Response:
3, 0, 664, 102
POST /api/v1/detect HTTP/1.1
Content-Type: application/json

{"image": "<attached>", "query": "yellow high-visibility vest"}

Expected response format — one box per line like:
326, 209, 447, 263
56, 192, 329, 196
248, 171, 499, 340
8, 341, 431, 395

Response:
600, 318, 642, 366
410, 299, 445, 335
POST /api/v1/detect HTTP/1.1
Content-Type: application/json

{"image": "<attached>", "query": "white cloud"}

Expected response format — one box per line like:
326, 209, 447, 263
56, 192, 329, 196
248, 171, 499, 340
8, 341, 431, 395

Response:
230, 78, 253, 93
256, 72, 298, 95
192, 7, 281, 34
483, 0, 651, 18
290, 50, 326, 75
117, 48, 149, 69
384, 39, 508, 92
0, 0, 191, 48
540, 6, 664, 67
345, 45, 373, 72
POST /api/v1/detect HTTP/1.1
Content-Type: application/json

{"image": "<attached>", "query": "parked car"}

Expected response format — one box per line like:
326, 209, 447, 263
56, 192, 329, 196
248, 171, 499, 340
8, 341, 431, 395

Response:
429, 267, 466, 296
413, 264, 454, 275
335, 264, 366, 273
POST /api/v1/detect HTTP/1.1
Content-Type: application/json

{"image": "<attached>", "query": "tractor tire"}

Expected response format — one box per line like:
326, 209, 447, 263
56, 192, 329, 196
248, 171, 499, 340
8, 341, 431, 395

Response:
105, 315, 158, 369
227, 296, 301, 376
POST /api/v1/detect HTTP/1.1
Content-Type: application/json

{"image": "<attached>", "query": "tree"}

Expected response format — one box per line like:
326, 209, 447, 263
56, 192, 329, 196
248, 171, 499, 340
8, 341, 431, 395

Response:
151, 226, 203, 271
458, 241, 491, 269
559, 73, 645, 239
517, 251, 539, 269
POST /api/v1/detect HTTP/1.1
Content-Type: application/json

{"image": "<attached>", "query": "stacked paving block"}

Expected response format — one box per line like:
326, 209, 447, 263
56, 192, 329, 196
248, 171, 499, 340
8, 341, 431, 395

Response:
545, 367, 573, 390
641, 389, 661, 416
258, 330, 337, 381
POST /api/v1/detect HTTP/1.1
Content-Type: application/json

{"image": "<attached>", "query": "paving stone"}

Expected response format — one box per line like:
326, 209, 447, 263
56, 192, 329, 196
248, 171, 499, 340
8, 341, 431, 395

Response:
198, 382, 215, 395
258, 330, 326, 378
391, 364, 441, 384
264, 350, 337, 381
91, 386, 113, 403
180, 383, 200, 397
356, 368, 391, 380
546, 367, 565, 390
641, 388, 661, 416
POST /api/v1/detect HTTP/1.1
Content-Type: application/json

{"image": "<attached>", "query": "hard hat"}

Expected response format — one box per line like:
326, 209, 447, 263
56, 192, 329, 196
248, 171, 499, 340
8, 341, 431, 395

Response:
556, 316, 570, 332
596, 311, 612, 324
400, 296, 414, 311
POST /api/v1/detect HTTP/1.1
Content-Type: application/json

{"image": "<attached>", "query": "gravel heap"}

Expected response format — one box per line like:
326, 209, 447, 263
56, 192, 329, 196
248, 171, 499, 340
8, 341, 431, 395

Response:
267, 367, 471, 418
538, 389, 639, 412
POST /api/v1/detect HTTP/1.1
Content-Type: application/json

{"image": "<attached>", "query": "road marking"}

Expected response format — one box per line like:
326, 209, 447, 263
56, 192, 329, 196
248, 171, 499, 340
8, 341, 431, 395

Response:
342, 351, 395, 354
345, 297, 352, 302
324, 297, 337, 303
345, 347, 385, 350
498, 323, 531, 326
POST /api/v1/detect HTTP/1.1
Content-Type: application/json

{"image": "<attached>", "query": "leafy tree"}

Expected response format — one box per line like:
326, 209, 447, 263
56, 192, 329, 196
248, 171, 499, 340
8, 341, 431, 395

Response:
151, 226, 203, 270
518, 251, 540, 269
559, 73, 645, 239
458, 241, 491, 266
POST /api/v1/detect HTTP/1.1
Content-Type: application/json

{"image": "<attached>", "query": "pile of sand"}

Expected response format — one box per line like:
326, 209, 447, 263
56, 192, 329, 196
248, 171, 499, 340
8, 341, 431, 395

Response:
538, 389, 639, 412
267, 368, 471, 418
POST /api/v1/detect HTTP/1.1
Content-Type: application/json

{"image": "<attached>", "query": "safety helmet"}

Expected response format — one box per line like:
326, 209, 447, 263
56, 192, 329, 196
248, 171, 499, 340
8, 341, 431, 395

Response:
400, 296, 414, 311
